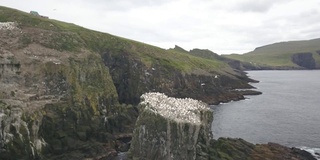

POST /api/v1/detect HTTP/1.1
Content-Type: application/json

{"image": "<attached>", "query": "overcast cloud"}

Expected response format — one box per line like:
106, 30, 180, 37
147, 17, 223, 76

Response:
2, 0, 320, 54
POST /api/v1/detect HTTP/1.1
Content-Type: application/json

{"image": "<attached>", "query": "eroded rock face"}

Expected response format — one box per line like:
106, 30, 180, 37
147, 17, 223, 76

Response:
0, 102, 46, 159
129, 92, 213, 160
291, 52, 316, 69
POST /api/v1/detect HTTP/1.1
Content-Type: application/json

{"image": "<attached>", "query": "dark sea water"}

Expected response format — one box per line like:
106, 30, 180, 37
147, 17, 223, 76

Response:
211, 70, 320, 158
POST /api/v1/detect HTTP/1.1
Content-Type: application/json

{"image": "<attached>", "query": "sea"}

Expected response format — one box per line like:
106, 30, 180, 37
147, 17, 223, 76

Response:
211, 70, 320, 159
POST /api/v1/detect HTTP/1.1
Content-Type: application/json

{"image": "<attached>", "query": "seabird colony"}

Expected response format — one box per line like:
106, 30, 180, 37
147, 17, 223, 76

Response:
0, 22, 17, 30
140, 92, 209, 125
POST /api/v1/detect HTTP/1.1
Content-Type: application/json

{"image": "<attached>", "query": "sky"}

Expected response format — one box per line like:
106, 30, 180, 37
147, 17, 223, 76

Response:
2, 0, 320, 54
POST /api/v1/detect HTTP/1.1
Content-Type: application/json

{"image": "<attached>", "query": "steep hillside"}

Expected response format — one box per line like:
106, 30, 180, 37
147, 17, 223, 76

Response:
0, 6, 257, 159
224, 39, 320, 70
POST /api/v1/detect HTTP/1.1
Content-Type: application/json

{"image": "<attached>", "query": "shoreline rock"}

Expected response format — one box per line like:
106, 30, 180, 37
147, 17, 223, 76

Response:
208, 138, 316, 160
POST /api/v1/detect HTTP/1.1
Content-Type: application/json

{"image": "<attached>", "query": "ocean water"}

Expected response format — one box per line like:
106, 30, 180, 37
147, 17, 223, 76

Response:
211, 70, 320, 159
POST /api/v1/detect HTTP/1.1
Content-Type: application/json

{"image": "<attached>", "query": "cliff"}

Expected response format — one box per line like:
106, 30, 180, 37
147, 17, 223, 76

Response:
0, 14, 137, 159
102, 45, 260, 105
0, 6, 259, 159
291, 52, 316, 69
129, 92, 213, 160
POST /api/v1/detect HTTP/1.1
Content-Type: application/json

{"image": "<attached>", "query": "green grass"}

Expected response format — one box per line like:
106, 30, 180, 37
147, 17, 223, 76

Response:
0, 5, 230, 74
224, 39, 320, 68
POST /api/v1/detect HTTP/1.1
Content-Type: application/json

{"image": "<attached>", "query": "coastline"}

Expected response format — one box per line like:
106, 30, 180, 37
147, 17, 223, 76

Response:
212, 70, 320, 160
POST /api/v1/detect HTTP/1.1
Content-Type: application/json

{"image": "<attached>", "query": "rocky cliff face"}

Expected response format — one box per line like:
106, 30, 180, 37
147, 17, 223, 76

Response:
129, 92, 213, 160
0, 22, 137, 159
291, 52, 316, 69
102, 49, 258, 106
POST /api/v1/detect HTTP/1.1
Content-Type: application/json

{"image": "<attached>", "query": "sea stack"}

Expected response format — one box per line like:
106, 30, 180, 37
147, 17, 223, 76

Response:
129, 92, 213, 160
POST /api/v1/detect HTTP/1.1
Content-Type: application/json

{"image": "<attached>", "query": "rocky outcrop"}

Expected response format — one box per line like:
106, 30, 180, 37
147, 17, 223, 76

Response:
102, 49, 257, 105
129, 92, 213, 160
189, 49, 222, 60
175, 47, 245, 71
208, 138, 316, 160
291, 52, 316, 69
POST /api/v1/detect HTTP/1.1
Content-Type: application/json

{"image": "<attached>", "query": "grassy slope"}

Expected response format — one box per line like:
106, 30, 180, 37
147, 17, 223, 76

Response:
0, 6, 230, 74
224, 39, 320, 68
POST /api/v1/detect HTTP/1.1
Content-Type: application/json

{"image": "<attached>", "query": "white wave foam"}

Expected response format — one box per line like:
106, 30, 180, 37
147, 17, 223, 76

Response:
300, 146, 320, 160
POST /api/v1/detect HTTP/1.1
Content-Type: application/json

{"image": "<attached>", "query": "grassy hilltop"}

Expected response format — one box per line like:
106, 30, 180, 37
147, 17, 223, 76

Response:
0, 6, 230, 73
224, 39, 320, 69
